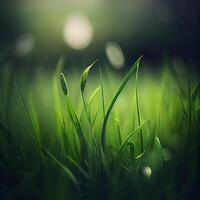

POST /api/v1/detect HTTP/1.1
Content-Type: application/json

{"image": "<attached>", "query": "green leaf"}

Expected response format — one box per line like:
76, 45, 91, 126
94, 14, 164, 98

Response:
80, 59, 98, 92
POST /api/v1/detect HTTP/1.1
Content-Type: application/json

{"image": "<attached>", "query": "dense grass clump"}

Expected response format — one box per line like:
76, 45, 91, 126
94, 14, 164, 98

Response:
0, 57, 199, 199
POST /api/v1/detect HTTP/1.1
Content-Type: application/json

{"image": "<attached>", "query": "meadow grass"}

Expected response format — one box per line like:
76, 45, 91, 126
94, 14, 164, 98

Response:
0, 57, 199, 199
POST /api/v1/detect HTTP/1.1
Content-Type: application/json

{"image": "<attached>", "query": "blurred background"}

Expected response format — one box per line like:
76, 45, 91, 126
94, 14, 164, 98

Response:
0, 0, 199, 69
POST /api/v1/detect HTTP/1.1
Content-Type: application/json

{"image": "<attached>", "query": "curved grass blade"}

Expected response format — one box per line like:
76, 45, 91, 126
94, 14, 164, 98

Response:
66, 95, 86, 157
88, 86, 101, 110
17, 85, 40, 144
134, 152, 145, 160
80, 59, 98, 92
127, 142, 135, 169
100, 67, 105, 118
187, 76, 192, 146
17, 85, 45, 162
154, 137, 164, 161
28, 92, 41, 142
154, 137, 163, 152
21, 122, 80, 192
112, 111, 122, 146
88, 86, 101, 124
80, 59, 98, 125
192, 81, 200, 103
135, 60, 144, 153
60, 73, 68, 96
60, 73, 86, 159
40, 110, 63, 152
80, 61, 100, 153
121, 165, 131, 173
53, 58, 64, 135
91, 107, 100, 128
116, 119, 150, 159
65, 155, 89, 178
101, 56, 143, 151
42, 149, 80, 193
154, 136, 161, 148
0, 121, 26, 163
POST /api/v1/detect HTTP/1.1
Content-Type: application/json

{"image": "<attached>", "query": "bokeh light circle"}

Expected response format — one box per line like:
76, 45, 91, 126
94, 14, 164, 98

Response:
105, 41, 125, 69
63, 13, 93, 50
15, 34, 35, 56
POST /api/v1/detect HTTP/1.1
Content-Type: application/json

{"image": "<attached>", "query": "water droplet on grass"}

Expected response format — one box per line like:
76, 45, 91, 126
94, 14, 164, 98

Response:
142, 166, 152, 178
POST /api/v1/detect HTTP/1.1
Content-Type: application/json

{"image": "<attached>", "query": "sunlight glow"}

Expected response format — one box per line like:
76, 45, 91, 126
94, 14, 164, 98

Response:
63, 13, 93, 50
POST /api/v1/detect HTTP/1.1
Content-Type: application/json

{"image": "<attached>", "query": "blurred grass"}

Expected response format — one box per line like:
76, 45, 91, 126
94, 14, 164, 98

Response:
0, 58, 200, 199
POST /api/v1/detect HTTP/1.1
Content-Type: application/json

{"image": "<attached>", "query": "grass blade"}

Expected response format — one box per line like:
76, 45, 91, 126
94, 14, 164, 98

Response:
135, 59, 144, 153
65, 155, 89, 178
112, 111, 122, 146
91, 107, 100, 128
127, 142, 135, 169
154, 136, 164, 162
17, 85, 40, 144
80, 61, 100, 154
66, 96, 86, 158
88, 86, 101, 111
53, 58, 64, 135
42, 148, 80, 193
0, 121, 25, 162
192, 81, 200, 103
21, 121, 80, 192
116, 119, 150, 159
99, 67, 105, 118
154, 137, 163, 152
101, 56, 143, 151
80, 60, 98, 126
60, 73, 68, 95
60, 73, 86, 160
80, 59, 98, 93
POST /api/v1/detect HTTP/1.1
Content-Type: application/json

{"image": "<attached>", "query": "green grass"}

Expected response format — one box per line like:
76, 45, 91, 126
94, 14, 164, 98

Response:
0, 57, 200, 199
